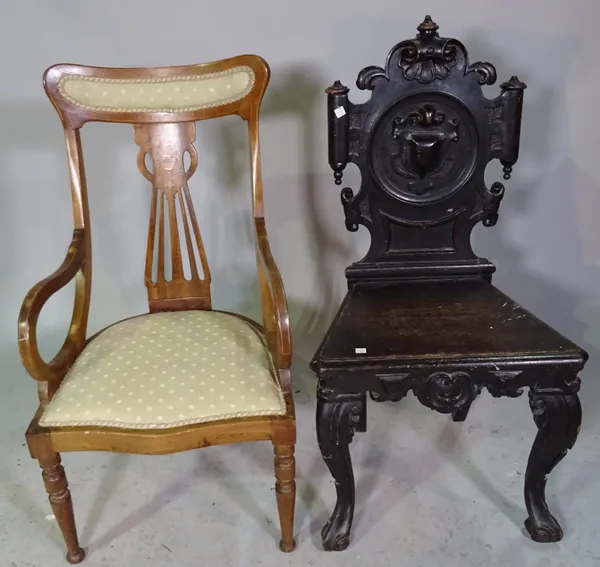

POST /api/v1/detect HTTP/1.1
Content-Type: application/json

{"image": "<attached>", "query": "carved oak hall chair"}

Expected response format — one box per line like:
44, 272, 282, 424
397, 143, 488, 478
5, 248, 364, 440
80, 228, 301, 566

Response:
18, 55, 296, 563
312, 16, 587, 551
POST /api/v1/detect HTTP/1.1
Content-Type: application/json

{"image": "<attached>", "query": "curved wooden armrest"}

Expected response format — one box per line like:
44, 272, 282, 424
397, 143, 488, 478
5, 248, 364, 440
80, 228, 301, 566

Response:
254, 218, 292, 386
18, 229, 90, 386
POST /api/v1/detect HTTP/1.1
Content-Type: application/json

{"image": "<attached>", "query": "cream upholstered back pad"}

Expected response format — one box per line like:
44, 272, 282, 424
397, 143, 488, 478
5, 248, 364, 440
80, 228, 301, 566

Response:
39, 311, 286, 429
59, 66, 255, 112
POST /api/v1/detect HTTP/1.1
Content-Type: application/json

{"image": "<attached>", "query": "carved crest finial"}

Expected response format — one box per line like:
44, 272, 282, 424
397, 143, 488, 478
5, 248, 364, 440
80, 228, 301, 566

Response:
417, 15, 439, 38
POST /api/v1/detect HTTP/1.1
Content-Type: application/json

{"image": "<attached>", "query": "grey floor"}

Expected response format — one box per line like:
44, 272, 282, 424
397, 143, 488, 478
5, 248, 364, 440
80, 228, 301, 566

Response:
2, 349, 600, 567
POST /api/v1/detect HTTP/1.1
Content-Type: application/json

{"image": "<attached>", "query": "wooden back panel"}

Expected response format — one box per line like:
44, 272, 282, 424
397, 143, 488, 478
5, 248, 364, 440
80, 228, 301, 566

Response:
326, 17, 526, 284
44, 55, 270, 312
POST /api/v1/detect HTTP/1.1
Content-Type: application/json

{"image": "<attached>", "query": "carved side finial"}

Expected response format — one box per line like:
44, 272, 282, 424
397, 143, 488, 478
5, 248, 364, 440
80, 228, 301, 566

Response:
327, 80, 350, 185
499, 75, 527, 180
326, 80, 349, 96
500, 75, 527, 91
417, 15, 439, 38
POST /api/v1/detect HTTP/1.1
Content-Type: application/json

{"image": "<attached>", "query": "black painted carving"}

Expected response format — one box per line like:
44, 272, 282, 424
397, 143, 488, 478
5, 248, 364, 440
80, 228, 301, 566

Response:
422, 371, 474, 413
369, 371, 480, 415
499, 75, 527, 180
481, 182, 505, 227
391, 105, 458, 179
525, 391, 581, 542
356, 16, 499, 90
314, 15, 588, 552
485, 370, 525, 398
369, 373, 410, 402
326, 81, 350, 186
316, 397, 364, 551
340, 188, 361, 232
398, 15, 458, 84
327, 15, 526, 282
372, 94, 479, 206
389, 104, 460, 196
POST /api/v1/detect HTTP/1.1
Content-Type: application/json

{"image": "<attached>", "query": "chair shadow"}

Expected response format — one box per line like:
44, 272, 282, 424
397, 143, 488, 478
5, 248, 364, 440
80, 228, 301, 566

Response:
473, 159, 600, 421
87, 457, 195, 553
464, 32, 600, 538
80, 453, 130, 546
86, 446, 284, 555
349, 405, 469, 546
432, 418, 525, 529
3, 466, 66, 552
0, 344, 66, 552
195, 447, 281, 542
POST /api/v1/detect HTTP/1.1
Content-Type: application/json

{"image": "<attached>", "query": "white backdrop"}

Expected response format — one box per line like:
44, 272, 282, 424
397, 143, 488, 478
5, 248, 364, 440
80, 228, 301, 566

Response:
2, 0, 600, 422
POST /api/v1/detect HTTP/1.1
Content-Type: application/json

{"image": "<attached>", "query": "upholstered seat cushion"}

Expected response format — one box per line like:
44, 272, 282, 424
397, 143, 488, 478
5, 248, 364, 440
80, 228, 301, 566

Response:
39, 311, 286, 429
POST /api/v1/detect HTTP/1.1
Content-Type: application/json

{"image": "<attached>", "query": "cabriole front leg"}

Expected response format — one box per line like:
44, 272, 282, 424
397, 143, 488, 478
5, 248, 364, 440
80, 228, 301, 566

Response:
316, 396, 364, 551
524, 389, 581, 542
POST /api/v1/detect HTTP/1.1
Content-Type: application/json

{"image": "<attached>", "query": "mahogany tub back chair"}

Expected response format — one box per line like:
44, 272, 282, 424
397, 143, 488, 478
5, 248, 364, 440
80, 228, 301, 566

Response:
18, 54, 296, 563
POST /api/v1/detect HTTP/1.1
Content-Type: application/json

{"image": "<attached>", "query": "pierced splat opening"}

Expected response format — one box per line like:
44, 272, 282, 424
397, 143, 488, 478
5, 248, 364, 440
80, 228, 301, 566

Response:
174, 193, 191, 281
149, 188, 161, 283
143, 152, 154, 176
178, 187, 206, 281
183, 150, 192, 174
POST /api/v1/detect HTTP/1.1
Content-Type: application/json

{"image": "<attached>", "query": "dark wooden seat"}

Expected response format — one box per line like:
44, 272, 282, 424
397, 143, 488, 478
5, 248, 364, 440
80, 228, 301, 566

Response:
312, 15, 587, 552
317, 280, 584, 366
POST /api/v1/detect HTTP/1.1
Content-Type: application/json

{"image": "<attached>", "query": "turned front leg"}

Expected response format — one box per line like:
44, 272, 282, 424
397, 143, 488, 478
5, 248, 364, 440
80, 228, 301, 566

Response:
273, 444, 296, 552
524, 390, 581, 542
316, 396, 364, 551
39, 454, 85, 564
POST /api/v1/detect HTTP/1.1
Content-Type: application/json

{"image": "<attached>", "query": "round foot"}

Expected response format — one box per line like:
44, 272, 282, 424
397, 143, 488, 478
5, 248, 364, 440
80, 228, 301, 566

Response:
321, 524, 350, 551
323, 535, 350, 552
525, 516, 563, 543
279, 538, 296, 553
66, 547, 86, 564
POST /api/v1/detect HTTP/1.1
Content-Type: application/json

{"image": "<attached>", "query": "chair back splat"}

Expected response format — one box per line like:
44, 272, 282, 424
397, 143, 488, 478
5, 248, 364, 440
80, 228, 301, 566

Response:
44, 56, 269, 312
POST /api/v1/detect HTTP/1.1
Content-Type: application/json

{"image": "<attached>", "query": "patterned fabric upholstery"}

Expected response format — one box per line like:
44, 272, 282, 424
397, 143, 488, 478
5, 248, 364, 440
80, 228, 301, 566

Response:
39, 311, 286, 429
59, 66, 255, 112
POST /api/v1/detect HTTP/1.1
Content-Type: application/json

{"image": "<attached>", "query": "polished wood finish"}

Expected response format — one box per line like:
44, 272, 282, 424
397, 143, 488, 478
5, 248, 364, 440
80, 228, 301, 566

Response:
318, 281, 583, 366
256, 218, 292, 371
40, 453, 85, 564
19, 54, 296, 561
18, 229, 89, 404
135, 122, 212, 312
274, 444, 296, 552
43, 56, 266, 128
313, 16, 586, 551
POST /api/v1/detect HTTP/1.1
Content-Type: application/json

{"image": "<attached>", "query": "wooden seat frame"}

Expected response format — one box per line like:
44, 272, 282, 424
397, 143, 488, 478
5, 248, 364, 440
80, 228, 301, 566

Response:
18, 54, 296, 564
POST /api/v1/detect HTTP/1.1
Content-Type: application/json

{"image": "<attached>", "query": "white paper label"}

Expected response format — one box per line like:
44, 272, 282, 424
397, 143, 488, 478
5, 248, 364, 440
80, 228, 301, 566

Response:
354, 347, 367, 354
334, 106, 346, 118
